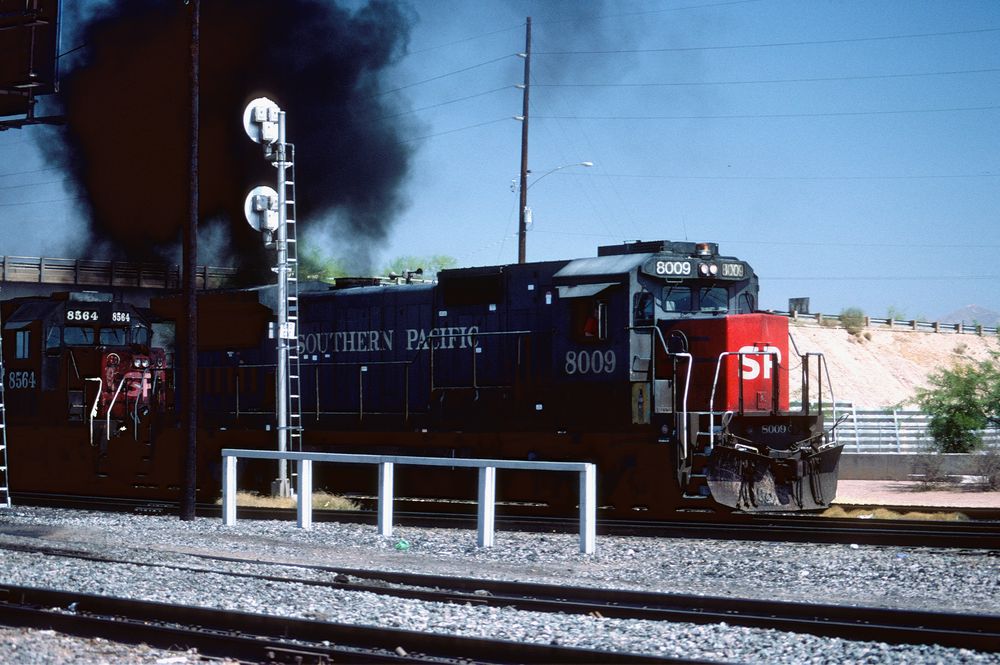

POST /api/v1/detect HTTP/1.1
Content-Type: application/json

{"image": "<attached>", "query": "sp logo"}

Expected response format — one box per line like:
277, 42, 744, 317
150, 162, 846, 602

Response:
738, 345, 781, 380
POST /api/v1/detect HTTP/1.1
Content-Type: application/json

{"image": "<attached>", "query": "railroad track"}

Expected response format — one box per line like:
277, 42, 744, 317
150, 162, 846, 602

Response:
10, 492, 1000, 549
1, 541, 997, 653
0, 583, 676, 664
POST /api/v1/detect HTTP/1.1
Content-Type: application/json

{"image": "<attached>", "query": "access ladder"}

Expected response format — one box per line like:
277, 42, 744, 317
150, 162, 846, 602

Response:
0, 290, 11, 509
284, 144, 303, 453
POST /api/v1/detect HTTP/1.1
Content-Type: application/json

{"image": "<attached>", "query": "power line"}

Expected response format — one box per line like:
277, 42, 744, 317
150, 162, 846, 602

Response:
0, 178, 70, 191
723, 239, 1000, 249
535, 104, 1000, 121
535, 26, 1000, 55
0, 195, 84, 207
532, 229, 1000, 250
399, 117, 511, 144
380, 85, 515, 120
0, 166, 62, 179
569, 171, 1000, 181
404, 24, 523, 57
375, 54, 515, 98
400, 0, 764, 57
533, 67, 1000, 88
536, 0, 764, 25
765, 275, 1000, 281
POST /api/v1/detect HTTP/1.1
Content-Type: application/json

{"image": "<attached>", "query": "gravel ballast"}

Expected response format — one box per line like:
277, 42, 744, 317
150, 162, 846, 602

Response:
0, 507, 997, 664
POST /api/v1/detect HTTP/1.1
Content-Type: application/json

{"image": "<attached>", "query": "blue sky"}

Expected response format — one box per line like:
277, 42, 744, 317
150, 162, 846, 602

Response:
1, 0, 999, 321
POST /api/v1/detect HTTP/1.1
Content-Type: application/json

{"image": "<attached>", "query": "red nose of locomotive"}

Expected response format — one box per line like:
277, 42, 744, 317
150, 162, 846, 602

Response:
658, 313, 790, 414
99, 351, 161, 420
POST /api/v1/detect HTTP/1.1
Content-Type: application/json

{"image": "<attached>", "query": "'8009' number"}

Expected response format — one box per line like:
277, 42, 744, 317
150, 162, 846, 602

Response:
565, 350, 616, 375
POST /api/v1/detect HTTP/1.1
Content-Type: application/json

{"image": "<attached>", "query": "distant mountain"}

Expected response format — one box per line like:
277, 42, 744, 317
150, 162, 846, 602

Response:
940, 305, 1000, 327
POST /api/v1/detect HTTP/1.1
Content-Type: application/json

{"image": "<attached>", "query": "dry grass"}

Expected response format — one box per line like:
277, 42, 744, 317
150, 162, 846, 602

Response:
822, 505, 969, 521
216, 490, 360, 511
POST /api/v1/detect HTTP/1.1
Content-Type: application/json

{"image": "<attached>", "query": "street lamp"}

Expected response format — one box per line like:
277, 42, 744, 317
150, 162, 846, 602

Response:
518, 161, 593, 263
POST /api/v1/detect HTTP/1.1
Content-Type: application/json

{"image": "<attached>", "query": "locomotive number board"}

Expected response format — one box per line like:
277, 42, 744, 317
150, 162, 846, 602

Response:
65, 309, 133, 323
641, 257, 747, 280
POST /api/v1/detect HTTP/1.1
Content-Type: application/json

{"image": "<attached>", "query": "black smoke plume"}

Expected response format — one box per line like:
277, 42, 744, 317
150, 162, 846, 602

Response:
44, 0, 414, 279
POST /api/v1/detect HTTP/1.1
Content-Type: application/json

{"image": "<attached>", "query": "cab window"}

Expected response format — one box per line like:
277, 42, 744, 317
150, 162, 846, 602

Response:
633, 292, 654, 325
662, 286, 692, 312
100, 328, 126, 345
15, 330, 30, 359
699, 287, 728, 312
572, 298, 608, 342
64, 326, 96, 345
132, 326, 151, 346
45, 327, 61, 351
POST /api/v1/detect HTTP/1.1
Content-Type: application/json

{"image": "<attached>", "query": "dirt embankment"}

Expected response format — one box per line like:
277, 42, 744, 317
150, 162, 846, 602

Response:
785, 324, 999, 409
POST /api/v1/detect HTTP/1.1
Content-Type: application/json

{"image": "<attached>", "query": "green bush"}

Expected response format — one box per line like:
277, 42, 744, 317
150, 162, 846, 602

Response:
840, 307, 866, 336
916, 354, 1000, 453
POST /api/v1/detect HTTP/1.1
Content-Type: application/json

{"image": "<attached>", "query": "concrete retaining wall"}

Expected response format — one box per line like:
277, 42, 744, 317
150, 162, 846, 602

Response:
840, 453, 987, 480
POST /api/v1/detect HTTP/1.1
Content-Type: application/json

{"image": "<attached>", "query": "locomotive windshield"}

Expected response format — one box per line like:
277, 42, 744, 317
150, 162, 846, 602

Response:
699, 286, 728, 312
661, 285, 728, 313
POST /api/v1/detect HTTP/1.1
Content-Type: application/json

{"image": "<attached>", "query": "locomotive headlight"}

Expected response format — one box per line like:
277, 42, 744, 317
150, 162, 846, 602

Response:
133, 358, 141, 368
709, 264, 718, 276
141, 359, 150, 368
698, 264, 710, 277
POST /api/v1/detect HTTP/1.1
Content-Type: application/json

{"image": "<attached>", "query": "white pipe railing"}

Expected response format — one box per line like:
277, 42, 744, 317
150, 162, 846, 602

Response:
221, 449, 598, 554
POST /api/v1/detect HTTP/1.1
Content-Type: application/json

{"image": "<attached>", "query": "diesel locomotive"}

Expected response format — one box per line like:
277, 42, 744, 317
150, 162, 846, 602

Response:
2, 241, 843, 515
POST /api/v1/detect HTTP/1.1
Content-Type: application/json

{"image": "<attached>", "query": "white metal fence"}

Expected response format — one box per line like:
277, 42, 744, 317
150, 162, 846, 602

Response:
823, 404, 1000, 453
221, 449, 597, 553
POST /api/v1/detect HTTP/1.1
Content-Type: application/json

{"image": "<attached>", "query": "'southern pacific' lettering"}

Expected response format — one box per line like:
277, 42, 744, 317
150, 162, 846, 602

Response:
298, 327, 482, 355
299, 330, 395, 355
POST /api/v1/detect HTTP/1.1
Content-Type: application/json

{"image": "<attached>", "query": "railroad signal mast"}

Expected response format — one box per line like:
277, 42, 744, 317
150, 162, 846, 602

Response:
243, 97, 303, 498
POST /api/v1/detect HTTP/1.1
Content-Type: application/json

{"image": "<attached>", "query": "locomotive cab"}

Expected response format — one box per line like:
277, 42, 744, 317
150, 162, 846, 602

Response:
1, 293, 170, 443
604, 240, 843, 511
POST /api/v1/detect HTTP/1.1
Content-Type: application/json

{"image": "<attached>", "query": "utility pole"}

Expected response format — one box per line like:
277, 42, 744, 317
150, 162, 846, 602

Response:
180, 0, 200, 521
517, 16, 531, 264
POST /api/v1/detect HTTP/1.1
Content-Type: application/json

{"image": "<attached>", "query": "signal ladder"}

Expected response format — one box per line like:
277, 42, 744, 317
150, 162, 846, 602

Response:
0, 290, 11, 509
283, 144, 303, 454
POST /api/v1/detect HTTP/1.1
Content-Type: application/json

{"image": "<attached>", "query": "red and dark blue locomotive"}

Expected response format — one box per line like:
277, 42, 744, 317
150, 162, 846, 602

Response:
2, 241, 843, 514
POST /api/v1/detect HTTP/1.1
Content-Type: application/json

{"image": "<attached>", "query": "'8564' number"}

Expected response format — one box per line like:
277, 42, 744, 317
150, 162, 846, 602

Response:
6, 370, 36, 390
564, 350, 616, 375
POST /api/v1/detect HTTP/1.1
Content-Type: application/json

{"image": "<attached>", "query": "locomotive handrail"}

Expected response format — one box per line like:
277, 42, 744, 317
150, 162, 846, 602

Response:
220, 449, 597, 554
106, 377, 128, 442
429, 329, 533, 395
707, 350, 780, 449
131, 369, 150, 439
628, 325, 693, 458
84, 377, 102, 447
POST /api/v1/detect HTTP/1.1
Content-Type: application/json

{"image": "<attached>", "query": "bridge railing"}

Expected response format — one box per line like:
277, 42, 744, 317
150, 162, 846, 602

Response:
778, 311, 998, 336
0, 255, 236, 290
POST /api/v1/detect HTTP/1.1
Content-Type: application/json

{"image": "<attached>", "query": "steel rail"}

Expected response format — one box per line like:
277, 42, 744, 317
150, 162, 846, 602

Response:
10, 492, 1000, 548
0, 542, 996, 653
0, 583, 679, 664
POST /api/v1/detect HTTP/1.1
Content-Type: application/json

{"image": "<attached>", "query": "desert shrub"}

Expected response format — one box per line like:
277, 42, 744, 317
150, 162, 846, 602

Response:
912, 453, 949, 488
974, 448, 1000, 490
840, 307, 866, 336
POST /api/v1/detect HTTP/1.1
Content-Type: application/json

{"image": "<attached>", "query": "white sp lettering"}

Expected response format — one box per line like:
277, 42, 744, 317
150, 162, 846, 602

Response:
738, 345, 782, 380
